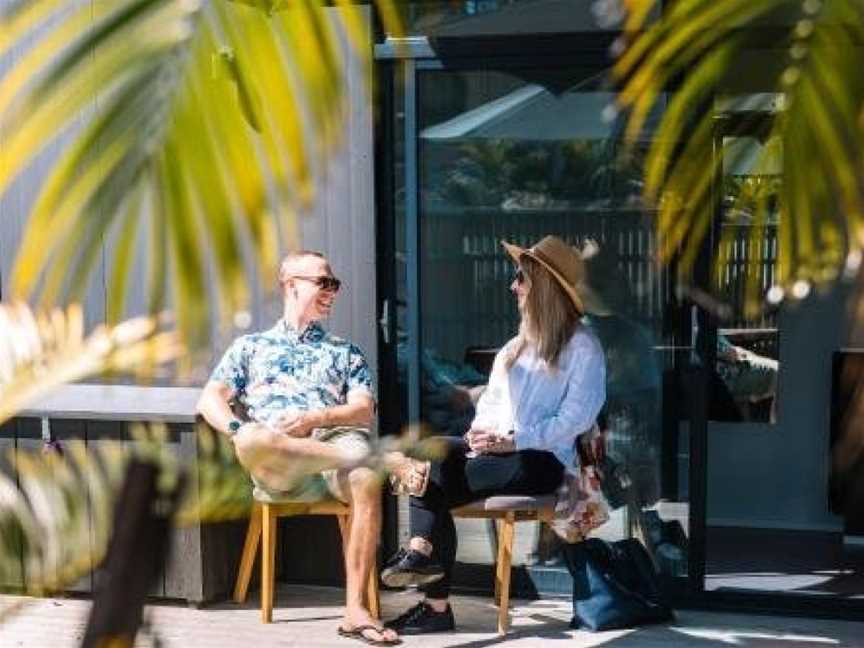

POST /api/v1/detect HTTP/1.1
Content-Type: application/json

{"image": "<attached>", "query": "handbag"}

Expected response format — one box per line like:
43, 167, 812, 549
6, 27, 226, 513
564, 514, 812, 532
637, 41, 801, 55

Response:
577, 426, 633, 510
597, 455, 632, 510
563, 537, 674, 632
550, 426, 633, 543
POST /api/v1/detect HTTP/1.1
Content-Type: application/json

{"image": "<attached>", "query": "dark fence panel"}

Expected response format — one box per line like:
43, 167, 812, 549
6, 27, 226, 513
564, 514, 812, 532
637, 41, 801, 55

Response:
421, 208, 777, 363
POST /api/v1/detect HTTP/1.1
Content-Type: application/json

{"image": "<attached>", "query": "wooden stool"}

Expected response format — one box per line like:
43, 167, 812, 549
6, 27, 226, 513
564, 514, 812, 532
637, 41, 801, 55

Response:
452, 494, 557, 635
233, 499, 380, 623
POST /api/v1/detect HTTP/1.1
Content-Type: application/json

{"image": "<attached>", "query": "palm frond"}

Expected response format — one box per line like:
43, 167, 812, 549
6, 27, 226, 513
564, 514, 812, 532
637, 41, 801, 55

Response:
0, 302, 182, 425
0, 423, 250, 603
1, 0, 399, 357
615, 0, 864, 315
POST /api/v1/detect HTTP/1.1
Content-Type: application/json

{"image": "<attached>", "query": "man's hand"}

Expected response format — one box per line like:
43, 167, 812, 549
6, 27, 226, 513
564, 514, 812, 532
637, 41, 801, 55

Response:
274, 411, 322, 438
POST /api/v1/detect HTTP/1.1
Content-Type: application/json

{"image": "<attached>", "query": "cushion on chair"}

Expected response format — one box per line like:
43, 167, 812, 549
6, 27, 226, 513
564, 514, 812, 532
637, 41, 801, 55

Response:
455, 494, 558, 514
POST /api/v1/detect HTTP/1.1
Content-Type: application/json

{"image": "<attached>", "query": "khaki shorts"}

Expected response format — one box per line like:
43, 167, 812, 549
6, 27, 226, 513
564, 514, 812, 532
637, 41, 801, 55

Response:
251, 426, 372, 504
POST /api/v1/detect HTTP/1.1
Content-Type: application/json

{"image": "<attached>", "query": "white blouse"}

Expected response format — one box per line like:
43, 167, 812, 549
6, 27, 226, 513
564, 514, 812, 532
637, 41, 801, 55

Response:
471, 325, 607, 474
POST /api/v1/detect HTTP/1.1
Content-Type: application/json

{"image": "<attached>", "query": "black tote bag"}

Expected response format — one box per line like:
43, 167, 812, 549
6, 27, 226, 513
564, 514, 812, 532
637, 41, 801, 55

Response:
563, 538, 674, 632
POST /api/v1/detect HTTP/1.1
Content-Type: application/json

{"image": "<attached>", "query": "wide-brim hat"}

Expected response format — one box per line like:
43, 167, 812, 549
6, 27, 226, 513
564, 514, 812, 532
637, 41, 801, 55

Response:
502, 235, 594, 315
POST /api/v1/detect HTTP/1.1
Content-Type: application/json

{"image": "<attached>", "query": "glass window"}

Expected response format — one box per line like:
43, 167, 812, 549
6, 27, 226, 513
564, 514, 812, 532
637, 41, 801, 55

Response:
413, 65, 687, 580
707, 131, 782, 424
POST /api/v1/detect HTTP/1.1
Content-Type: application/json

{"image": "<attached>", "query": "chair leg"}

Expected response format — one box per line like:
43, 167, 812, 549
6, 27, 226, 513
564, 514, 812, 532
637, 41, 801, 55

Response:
233, 504, 263, 603
494, 519, 503, 606
261, 504, 277, 623
496, 513, 515, 636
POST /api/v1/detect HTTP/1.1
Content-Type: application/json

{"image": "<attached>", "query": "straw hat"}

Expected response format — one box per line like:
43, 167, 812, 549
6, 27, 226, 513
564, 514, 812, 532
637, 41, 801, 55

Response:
501, 235, 620, 317
501, 235, 592, 315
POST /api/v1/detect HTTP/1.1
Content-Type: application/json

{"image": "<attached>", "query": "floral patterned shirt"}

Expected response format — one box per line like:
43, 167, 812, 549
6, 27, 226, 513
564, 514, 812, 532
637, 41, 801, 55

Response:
209, 320, 374, 428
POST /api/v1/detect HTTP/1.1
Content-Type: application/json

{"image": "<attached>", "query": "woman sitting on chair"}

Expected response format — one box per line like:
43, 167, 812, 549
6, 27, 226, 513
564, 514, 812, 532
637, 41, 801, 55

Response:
381, 235, 607, 635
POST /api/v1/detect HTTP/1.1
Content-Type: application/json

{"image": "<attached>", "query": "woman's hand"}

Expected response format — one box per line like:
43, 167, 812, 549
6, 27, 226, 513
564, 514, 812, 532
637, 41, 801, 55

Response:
465, 428, 491, 454
484, 434, 515, 454
465, 428, 515, 454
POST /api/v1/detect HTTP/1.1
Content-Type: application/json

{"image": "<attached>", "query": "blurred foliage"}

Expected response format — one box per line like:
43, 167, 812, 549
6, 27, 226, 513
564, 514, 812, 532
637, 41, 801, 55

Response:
614, 0, 864, 315
0, 423, 250, 606
0, 302, 180, 425
0, 0, 399, 362
0, 302, 181, 614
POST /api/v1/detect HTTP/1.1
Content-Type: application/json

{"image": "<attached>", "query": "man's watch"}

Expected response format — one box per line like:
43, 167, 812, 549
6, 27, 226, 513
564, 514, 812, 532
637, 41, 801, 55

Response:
227, 419, 243, 437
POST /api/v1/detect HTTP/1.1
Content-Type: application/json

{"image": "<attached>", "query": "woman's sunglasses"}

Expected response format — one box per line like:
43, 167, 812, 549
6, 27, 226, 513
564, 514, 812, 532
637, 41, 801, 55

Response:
513, 268, 526, 285
290, 275, 342, 292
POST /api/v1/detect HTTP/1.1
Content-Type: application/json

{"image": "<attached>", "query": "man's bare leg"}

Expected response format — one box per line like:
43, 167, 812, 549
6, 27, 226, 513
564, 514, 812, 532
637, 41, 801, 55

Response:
233, 424, 368, 491
339, 467, 398, 643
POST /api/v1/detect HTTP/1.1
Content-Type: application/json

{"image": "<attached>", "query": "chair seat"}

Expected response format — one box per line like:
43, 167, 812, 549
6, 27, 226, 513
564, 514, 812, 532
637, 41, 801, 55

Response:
454, 493, 558, 513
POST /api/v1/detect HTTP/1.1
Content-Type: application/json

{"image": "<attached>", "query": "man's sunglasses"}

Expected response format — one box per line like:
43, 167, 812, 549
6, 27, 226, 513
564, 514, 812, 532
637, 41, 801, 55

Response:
289, 275, 342, 292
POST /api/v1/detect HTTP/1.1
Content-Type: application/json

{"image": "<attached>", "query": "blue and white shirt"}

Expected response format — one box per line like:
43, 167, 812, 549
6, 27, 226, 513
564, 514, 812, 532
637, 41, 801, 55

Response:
209, 320, 374, 428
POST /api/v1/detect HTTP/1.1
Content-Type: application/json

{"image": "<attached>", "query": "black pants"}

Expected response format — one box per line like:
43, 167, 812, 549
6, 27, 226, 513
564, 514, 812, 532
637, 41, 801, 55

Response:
409, 437, 564, 599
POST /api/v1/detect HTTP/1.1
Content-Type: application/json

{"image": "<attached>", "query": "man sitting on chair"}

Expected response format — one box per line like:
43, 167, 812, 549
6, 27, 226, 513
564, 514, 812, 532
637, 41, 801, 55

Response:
197, 251, 399, 646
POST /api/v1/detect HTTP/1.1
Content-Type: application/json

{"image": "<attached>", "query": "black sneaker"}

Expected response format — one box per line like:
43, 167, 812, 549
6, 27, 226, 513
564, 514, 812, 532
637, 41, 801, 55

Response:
385, 601, 455, 635
380, 548, 445, 588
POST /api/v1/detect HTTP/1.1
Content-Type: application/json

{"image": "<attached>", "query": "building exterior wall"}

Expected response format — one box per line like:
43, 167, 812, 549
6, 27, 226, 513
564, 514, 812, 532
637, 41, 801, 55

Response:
0, 6, 378, 392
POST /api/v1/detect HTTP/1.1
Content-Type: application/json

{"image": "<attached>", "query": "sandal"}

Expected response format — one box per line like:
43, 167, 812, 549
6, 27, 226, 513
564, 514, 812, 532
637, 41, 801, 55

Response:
388, 456, 430, 497
338, 624, 401, 646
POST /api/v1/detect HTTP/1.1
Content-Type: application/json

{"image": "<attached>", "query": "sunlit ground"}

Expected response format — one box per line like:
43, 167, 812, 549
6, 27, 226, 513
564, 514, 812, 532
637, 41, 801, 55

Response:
1, 585, 863, 647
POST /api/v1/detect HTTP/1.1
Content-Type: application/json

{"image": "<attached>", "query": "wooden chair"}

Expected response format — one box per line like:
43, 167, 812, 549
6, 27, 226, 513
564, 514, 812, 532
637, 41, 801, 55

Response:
233, 498, 380, 623
452, 494, 557, 635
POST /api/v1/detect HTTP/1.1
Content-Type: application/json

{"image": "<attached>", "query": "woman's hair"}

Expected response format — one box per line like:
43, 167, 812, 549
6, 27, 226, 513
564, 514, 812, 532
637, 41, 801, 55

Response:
506, 255, 582, 370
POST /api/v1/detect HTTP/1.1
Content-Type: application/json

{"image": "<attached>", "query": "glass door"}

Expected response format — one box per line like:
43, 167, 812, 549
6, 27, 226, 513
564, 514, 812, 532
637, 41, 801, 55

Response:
380, 55, 700, 596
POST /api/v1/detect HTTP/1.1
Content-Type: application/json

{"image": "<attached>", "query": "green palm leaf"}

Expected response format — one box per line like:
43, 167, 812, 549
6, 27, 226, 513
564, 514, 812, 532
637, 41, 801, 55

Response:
1, 0, 398, 358
615, 0, 864, 313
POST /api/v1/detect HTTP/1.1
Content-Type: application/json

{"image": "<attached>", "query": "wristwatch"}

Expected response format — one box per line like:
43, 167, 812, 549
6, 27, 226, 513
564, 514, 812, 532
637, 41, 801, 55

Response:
227, 419, 243, 437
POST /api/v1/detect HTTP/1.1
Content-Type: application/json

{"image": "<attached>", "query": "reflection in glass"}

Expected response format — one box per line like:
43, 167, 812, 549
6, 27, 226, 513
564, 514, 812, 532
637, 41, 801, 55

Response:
700, 118, 864, 600
413, 67, 687, 580
710, 135, 781, 423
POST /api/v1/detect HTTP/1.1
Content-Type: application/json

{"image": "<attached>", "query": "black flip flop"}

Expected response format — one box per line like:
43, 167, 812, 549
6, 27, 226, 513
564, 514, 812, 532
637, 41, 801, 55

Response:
338, 624, 402, 646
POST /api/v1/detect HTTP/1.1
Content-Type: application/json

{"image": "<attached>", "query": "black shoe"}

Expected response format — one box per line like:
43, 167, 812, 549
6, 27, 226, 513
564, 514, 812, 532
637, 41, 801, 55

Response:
380, 548, 444, 588
385, 601, 455, 635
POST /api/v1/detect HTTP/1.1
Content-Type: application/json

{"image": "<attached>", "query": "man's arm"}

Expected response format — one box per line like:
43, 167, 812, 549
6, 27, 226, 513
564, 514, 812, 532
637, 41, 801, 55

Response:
275, 392, 375, 437
197, 381, 242, 438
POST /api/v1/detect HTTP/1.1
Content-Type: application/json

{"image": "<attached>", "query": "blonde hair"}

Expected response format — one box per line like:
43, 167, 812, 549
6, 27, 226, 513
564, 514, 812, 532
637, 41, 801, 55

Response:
506, 255, 582, 370
277, 250, 327, 287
